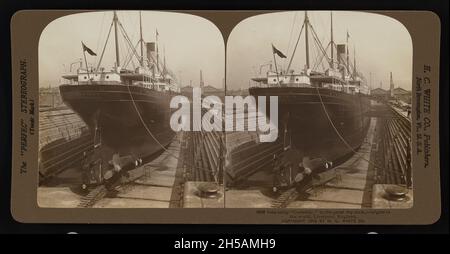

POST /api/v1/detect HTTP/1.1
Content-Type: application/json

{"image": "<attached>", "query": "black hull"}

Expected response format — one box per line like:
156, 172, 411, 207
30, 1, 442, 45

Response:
249, 87, 372, 163
59, 84, 177, 161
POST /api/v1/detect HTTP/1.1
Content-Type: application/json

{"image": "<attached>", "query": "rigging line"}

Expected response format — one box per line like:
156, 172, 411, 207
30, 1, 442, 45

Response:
122, 46, 133, 69
126, 84, 217, 175
316, 43, 330, 72
285, 12, 298, 67
310, 38, 323, 71
118, 22, 142, 66
123, 41, 140, 69
131, 57, 136, 70
95, 12, 107, 65
95, 21, 114, 72
316, 37, 330, 72
309, 24, 330, 65
119, 12, 134, 48
286, 21, 305, 73
118, 37, 127, 68
122, 35, 140, 68
311, 33, 329, 67
120, 31, 137, 65
313, 42, 329, 71
125, 12, 139, 56
122, 42, 137, 71
121, 30, 135, 67
311, 42, 320, 70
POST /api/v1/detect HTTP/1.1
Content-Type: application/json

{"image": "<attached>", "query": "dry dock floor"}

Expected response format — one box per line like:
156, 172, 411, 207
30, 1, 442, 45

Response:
37, 134, 183, 208
225, 117, 379, 208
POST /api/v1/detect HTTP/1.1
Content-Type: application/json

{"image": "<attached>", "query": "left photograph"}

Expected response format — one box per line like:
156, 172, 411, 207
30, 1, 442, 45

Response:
38, 11, 225, 208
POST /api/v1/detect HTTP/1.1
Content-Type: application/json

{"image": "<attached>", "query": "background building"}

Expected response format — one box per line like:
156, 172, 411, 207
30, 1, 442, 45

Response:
370, 87, 389, 101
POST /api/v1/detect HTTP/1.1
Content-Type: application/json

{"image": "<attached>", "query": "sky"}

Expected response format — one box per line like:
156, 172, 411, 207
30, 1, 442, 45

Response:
227, 11, 413, 91
39, 11, 412, 92
39, 11, 225, 88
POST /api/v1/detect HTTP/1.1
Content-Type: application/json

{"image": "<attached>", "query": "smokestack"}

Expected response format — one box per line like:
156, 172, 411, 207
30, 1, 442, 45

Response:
146, 42, 156, 63
146, 42, 158, 75
336, 44, 346, 77
390, 72, 395, 98
336, 44, 346, 65
200, 70, 204, 89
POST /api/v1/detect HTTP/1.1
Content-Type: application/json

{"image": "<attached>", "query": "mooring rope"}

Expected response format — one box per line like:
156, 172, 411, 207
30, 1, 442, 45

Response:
126, 84, 216, 175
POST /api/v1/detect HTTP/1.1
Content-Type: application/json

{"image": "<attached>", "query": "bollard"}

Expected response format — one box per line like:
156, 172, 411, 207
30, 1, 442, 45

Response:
384, 185, 408, 201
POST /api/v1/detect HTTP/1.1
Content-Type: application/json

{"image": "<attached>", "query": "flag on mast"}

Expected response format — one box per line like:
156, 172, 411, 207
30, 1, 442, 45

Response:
82, 42, 97, 56
272, 44, 287, 58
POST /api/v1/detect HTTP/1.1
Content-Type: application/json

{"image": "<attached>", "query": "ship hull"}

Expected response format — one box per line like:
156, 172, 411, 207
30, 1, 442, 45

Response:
249, 87, 372, 163
59, 84, 176, 162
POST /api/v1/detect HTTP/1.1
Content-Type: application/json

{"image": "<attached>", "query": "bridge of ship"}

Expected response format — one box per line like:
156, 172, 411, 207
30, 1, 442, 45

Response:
250, 71, 367, 95
61, 68, 179, 93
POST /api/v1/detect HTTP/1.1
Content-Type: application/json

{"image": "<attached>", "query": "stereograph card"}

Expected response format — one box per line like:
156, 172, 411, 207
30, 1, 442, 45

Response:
9, 10, 441, 224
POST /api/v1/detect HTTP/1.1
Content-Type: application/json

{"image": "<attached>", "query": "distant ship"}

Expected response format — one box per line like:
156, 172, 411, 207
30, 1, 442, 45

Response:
250, 11, 371, 165
59, 11, 179, 184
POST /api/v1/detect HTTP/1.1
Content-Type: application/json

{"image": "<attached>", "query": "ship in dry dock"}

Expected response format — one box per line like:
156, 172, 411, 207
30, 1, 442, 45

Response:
59, 11, 180, 185
249, 11, 371, 185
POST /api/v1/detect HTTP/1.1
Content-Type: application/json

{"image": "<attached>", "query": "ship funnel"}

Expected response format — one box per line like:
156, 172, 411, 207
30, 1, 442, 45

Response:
146, 42, 156, 52
200, 70, 204, 89
390, 72, 394, 98
336, 44, 347, 76
336, 44, 346, 65
146, 42, 157, 64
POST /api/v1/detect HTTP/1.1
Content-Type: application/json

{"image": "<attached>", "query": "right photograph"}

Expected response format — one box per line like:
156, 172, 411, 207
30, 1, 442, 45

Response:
225, 11, 413, 209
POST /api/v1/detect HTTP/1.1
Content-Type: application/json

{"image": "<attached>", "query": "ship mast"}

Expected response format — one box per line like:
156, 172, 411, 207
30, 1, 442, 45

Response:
163, 46, 167, 78
139, 11, 144, 67
304, 11, 310, 69
156, 30, 159, 74
330, 11, 334, 69
346, 30, 350, 74
287, 12, 334, 74
353, 47, 356, 78
113, 11, 120, 69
